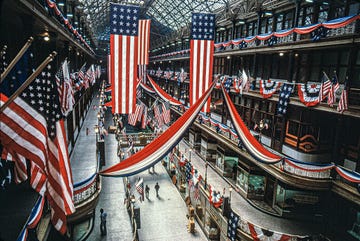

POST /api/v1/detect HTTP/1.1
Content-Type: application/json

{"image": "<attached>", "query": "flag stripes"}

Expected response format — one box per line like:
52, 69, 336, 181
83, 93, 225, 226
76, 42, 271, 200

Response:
190, 13, 215, 113
138, 20, 151, 65
111, 35, 138, 114
190, 40, 214, 112
337, 86, 348, 113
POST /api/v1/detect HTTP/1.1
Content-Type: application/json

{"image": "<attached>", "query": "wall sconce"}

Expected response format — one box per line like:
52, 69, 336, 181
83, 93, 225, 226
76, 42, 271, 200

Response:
279, 52, 284, 57
226, 55, 231, 59
238, 20, 245, 25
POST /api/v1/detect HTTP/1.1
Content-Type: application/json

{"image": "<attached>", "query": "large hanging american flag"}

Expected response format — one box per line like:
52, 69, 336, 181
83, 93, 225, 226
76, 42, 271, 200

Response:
110, 3, 139, 114
0, 64, 74, 234
138, 19, 151, 82
190, 13, 215, 113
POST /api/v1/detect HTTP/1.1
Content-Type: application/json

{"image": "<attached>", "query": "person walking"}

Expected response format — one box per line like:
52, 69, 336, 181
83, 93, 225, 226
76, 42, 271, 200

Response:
145, 185, 150, 199
155, 182, 160, 197
100, 208, 107, 236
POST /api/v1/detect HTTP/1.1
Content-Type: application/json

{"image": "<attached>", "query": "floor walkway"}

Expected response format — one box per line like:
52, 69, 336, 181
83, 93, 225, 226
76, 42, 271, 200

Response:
71, 95, 133, 241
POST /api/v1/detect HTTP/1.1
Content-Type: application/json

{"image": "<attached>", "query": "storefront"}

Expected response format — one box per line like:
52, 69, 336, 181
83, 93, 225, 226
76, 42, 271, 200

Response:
274, 182, 321, 217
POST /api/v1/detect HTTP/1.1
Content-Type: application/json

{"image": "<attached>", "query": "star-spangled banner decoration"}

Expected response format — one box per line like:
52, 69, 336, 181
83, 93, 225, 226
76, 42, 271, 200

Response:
110, 4, 138, 36
191, 13, 215, 40
227, 209, 239, 241
277, 83, 294, 115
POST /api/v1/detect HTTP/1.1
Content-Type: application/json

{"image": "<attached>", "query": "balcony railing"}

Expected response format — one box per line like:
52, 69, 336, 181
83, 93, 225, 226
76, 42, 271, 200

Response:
73, 173, 99, 205
194, 115, 333, 180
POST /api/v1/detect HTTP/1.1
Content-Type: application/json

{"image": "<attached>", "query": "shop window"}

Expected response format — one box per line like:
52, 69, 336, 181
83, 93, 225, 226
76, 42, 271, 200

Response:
236, 167, 249, 192
248, 22, 253, 36
333, 5, 345, 19
348, 3, 360, 16
248, 175, 265, 197
276, 14, 283, 30
260, 18, 266, 34
284, 11, 293, 29
267, 17, 273, 33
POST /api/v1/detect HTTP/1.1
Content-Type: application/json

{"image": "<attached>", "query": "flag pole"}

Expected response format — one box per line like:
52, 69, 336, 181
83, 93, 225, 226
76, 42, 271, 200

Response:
0, 37, 34, 84
0, 51, 57, 113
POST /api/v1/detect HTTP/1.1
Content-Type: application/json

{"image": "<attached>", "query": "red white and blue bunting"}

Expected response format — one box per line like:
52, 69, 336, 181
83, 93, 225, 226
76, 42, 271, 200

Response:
209, 185, 223, 208
17, 196, 45, 241
99, 83, 214, 177
335, 166, 360, 183
147, 75, 182, 106
284, 159, 334, 172
151, 15, 359, 60
297, 83, 321, 107
221, 84, 282, 164
259, 80, 281, 99
139, 82, 155, 94
45, 0, 94, 53
248, 222, 291, 241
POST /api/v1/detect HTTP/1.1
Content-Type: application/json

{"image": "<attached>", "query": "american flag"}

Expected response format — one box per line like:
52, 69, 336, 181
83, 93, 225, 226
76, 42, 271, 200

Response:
320, 72, 331, 101
0, 64, 74, 234
137, 103, 144, 122
162, 101, 171, 124
1, 147, 27, 185
153, 103, 164, 127
86, 65, 95, 86
190, 13, 215, 113
78, 63, 86, 83
1, 49, 34, 97
337, 79, 348, 113
110, 3, 139, 114
179, 68, 187, 82
332, 72, 340, 93
128, 103, 142, 126
56, 60, 74, 116
277, 83, 294, 115
193, 182, 200, 200
227, 209, 239, 241
185, 161, 193, 182
0, 46, 8, 74
138, 20, 151, 82
135, 178, 144, 201
141, 106, 148, 129
156, 67, 162, 77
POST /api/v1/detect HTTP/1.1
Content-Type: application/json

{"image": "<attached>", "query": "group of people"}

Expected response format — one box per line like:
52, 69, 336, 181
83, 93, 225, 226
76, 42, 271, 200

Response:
145, 182, 160, 199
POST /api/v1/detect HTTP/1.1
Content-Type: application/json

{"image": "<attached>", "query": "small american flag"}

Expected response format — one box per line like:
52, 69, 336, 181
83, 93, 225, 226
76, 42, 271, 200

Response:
227, 209, 240, 241
135, 178, 144, 201
153, 103, 164, 127
185, 161, 193, 182
141, 106, 148, 129
162, 101, 170, 124
320, 72, 331, 101
337, 79, 348, 113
